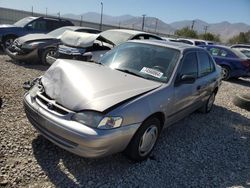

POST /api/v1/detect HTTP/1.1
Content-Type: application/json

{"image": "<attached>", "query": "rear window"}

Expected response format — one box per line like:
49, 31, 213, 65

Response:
195, 41, 206, 46
197, 51, 215, 77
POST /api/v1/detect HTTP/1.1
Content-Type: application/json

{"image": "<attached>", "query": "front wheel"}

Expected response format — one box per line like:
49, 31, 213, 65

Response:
41, 48, 57, 65
3, 36, 16, 49
124, 117, 161, 162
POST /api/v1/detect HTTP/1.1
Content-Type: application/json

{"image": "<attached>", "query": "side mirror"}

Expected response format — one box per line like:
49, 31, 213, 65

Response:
175, 74, 196, 86
25, 24, 33, 30
180, 74, 196, 84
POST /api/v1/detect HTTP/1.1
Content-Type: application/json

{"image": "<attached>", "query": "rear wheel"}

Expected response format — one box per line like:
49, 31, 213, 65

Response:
41, 48, 57, 65
221, 66, 230, 80
124, 117, 161, 162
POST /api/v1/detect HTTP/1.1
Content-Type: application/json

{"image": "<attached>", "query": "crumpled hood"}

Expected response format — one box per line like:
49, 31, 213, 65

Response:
17, 33, 55, 44
61, 30, 99, 48
41, 59, 161, 112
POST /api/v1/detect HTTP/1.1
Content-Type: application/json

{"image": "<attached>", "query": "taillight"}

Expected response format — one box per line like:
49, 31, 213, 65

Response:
241, 60, 250, 68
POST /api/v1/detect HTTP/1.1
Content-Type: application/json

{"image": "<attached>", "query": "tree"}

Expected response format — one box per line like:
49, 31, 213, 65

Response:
175, 27, 198, 38
199, 32, 220, 42
228, 31, 250, 44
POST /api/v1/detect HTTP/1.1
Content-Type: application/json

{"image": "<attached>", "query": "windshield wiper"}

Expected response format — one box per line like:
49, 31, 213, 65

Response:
115, 68, 145, 78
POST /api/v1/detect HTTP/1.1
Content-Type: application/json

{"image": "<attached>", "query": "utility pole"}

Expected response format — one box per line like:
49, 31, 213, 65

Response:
100, 2, 103, 31
118, 21, 121, 29
191, 20, 195, 30
204, 25, 208, 34
31, 6, 33, 16
154, 18, 158, 33
57, 12, 60, 18
141, 14, 146, 31
80, 16, 83, 26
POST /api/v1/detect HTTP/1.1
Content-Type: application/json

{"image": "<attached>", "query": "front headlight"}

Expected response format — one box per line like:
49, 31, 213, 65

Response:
71, 111, 123, 129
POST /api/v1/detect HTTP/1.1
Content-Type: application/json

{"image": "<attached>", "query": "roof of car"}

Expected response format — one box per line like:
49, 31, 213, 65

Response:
104, 29, 148, 35
199, 44, 233, 50
129, 40, 202, 51
62, 26, 100, 31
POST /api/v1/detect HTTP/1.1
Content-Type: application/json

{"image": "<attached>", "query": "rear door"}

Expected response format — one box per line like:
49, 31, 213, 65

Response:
196, 51, 217, 102
169, 51, 200, 123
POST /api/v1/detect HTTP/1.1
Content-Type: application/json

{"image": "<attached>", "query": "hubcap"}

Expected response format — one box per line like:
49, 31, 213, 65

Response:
5, 38, 14, 48
139, 125, 158, 157
45, 50, 56, 64
221, 67, 229, 79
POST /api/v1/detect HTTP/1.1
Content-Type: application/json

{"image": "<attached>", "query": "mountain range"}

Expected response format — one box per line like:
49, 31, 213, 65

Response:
63, 12, 250, 42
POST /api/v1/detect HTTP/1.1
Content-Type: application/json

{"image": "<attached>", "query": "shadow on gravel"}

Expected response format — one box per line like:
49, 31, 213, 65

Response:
32, 105, 250, 187
228, 78, 250, 87
5, 58, 49, 72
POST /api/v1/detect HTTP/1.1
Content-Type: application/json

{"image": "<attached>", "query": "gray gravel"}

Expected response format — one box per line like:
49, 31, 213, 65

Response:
0, 54, 249, 188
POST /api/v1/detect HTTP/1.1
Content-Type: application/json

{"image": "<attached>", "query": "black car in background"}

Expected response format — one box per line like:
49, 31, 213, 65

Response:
6, 26, 100, 65
0, 16, 74, 49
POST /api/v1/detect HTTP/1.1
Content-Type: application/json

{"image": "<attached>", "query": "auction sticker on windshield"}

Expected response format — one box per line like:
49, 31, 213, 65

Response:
140, 67, 163, 78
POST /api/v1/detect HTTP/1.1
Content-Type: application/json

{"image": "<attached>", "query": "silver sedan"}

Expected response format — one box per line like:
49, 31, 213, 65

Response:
24, 40, 221, 161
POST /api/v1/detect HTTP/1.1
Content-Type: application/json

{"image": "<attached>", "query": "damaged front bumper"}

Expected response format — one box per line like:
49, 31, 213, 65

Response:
5, 45, 40, 62
23, 87, 140, 158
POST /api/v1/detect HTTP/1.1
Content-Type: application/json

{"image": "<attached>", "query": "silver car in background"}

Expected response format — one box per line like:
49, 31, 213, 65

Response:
23, 40, 221, 161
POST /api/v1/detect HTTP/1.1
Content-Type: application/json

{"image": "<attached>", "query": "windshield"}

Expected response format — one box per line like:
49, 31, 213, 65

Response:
14, 17, 36, 27
48, 27, 73, 38
231, 48, 248, 59
239, 49, 250, 58
99, 42, 180, 83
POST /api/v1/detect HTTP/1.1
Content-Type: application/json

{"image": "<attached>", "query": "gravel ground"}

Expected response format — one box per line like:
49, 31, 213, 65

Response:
0, 54, 249, 188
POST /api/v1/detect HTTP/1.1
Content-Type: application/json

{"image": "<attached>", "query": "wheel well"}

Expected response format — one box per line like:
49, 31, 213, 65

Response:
38, 47, 56, 58
143, 112, 165, 128
2, 34, 18, 42
214, 87, 219, 95
221, 64, 231, 70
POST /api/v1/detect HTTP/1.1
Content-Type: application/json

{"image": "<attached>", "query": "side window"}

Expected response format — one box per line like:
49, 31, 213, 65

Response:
209, 47, 220, 56
133, 35, 144, 40
46, 20, 61, 31
197, 51, 214, 77
29, 20, 47, 31
194, 41, 205, 46
147, 36, 161, 40
220, 49, 228, 57
180, 52, 198, 77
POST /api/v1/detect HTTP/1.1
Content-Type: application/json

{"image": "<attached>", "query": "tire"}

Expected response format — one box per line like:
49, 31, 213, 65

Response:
41, 48, 57, 65
3, 36, 16, 50
199, 92, 216, 113
221, 66, 230, 80
233, 93, 250, 111
124, 117, 161, 162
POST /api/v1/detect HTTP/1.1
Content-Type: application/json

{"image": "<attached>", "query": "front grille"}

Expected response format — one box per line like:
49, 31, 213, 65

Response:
36, 91, 71, 115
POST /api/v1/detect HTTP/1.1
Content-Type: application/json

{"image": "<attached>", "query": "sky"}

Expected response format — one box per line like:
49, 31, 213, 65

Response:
0, 0, 250, 25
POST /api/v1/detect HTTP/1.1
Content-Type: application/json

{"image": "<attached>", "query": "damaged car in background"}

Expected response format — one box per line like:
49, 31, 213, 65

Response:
56, 29, 163, 63
6, 26, 100, 65
23, 40, 221, 161
0, 16, 74, 49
